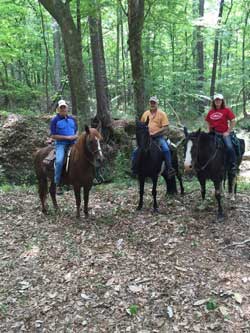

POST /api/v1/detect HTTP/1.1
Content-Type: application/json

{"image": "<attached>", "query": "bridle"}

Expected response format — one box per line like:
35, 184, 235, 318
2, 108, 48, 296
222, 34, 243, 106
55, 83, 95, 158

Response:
85, 135, 102, 167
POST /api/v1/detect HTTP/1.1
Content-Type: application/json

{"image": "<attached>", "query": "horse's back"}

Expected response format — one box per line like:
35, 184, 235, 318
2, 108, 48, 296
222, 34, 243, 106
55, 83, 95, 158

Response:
34, 146, 54, 177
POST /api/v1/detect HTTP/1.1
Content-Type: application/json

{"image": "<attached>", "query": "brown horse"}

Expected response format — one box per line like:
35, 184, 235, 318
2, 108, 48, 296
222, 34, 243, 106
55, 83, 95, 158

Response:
34, 126, 103, 218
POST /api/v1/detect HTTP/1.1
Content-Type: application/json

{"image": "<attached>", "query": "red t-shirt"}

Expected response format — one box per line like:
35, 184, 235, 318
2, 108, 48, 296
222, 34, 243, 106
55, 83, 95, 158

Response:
205, 107, 235, 133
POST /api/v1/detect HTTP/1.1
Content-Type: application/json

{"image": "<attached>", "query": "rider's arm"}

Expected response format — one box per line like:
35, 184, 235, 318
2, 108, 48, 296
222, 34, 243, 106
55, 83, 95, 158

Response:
229, 119, 236, 132
51, 134, 78, 141
206, 121, 211, 132
151, 125, 168, 137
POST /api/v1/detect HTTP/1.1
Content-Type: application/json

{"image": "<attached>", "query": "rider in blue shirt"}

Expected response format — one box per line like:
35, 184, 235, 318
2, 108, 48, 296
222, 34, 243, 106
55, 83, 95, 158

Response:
50, 100, 78, 193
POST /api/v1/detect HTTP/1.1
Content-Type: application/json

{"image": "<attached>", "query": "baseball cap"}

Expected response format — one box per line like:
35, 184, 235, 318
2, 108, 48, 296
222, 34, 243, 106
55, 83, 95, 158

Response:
149, 96, 159, 103
58, 99, 67, 107
213, 94, 224, 100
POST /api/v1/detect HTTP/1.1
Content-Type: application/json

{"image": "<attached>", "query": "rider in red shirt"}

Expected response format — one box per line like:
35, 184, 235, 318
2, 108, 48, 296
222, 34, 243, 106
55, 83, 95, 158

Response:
205, 94, 237, 173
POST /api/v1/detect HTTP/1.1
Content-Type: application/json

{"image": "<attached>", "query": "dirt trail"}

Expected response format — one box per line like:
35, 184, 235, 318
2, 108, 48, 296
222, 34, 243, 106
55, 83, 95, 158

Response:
0, 181, 250, 333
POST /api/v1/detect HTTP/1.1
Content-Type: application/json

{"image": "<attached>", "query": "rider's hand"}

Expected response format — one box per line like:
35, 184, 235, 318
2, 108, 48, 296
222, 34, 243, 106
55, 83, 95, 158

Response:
68, 135, 78, 141
223, 130, 230, 137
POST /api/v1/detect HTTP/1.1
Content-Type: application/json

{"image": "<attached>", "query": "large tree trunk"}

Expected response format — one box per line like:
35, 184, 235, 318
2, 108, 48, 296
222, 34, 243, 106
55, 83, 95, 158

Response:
196, 0, 205, 113
88, 13, 112, 139
128, 0, 145, 118
38, 0, 89, 126
210, 0, 224, 98
242, 9, 250, 118
52, 19, 61, 92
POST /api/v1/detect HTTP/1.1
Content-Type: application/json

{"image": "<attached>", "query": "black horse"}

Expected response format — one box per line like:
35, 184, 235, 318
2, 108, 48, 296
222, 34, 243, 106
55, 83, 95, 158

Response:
184, 128, 244, 220
135, 119, 183, 212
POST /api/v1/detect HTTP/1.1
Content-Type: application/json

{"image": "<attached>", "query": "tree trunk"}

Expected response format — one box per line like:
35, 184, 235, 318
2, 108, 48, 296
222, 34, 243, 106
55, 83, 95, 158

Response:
52, 19, 61, 92
242, 9, 250, 118
196, 0, 205, 113
116, 1, 120, 107
210, 0, 224, 98
127, 0, 145, 118
88, 13, 112, 139
39, 2, 49, 110
38, 0, 89, 126
121, 10, 127, 112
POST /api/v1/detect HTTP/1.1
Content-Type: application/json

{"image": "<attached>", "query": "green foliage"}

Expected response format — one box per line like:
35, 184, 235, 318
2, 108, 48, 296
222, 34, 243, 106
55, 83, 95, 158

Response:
206, 298, 218, 311
112, 150, 131, 183
127, 304, 139, 316
238, 118, 250, 131
0, 303, 8, 318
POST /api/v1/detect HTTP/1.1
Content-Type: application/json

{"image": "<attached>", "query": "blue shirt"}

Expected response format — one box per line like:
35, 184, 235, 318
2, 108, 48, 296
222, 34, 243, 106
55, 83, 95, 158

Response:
50, 114, 78, 145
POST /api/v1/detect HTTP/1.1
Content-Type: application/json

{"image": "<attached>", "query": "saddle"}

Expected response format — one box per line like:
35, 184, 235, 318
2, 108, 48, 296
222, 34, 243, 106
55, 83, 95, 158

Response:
214, 132, 244, 158
43, 147, 71, 172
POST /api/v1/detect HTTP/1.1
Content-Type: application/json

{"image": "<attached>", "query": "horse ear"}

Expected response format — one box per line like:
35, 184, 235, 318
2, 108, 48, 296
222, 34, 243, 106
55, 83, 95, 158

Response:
183, 126, 188, 138
146, 116, 149, 125
85, 125, 90, 134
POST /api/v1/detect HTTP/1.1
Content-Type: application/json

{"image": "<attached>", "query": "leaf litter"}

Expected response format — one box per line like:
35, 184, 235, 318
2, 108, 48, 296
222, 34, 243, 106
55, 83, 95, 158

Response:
0, 182, 250, 332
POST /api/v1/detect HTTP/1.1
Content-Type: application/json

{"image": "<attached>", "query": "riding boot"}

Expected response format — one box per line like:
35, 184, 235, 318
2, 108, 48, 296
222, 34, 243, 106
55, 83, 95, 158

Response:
56, 185, 63, 195
163, 151, 175, 178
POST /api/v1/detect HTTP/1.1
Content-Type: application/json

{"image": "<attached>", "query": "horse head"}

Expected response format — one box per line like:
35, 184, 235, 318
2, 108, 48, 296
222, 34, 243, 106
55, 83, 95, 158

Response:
85, 126, 104, 163
184, 128, 200, 172
136, 117, 151, 152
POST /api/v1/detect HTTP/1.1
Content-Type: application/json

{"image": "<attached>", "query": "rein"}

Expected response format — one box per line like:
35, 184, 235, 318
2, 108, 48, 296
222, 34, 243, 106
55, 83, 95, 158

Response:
195, 134, 218, 171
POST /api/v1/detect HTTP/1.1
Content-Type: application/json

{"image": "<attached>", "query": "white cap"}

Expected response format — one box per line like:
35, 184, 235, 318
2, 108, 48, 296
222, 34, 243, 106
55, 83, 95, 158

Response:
58, 99, 67, 107
213, 94, 224, 100
149, 96, 159, 103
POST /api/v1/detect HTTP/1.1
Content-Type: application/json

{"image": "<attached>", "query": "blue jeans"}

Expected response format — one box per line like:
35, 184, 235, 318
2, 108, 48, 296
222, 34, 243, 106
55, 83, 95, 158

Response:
54, 143, 70, 185
223, 135, 236, 166
153, 136, 172, 166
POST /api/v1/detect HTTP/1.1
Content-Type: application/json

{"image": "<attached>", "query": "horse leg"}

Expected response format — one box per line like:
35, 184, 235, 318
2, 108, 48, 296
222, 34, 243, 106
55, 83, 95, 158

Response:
228, 171, 237, 201
137, 176, 145, 210
152, 176, 159, 212
162, 170, 177, 195
49, 181, 59, 211
214, 181, 224, 220
73, 185, 81, 218
176, 171, 184, 195
198, 176, 206, 200
38, 177, 48, 214
83, 186, 91, 218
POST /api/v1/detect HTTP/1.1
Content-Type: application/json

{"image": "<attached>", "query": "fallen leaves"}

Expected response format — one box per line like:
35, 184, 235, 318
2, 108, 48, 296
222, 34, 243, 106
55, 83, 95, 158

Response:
0, 184, 250, 332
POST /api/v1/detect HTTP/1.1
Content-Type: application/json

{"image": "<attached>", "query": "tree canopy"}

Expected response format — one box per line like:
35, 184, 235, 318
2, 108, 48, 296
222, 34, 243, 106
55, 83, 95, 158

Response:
0, 0, 249, 121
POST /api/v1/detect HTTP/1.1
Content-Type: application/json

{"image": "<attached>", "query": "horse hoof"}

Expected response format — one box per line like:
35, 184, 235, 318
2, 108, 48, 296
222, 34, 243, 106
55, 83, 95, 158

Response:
217, 213, 224, 222
152, 208, 159, 214
136, 206, 142, 211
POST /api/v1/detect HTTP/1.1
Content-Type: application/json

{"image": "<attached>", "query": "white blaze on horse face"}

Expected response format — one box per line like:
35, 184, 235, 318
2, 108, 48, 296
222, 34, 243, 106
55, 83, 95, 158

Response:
184, 140, 193, 171
95, 137, 104, 160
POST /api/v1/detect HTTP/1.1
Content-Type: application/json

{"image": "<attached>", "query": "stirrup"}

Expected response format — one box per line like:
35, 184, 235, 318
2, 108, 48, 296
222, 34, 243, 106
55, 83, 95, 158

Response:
56, 185, 63, 195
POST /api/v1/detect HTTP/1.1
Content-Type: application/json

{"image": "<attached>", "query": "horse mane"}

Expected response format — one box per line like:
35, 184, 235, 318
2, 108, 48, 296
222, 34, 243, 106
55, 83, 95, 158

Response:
71, 128, 102, 163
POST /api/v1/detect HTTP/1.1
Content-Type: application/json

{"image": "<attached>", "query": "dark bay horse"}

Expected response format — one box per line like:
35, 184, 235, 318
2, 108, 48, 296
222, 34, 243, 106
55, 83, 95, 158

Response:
135, 119, 183, 212
34, 126, 103, 218
184, 128, 244, 220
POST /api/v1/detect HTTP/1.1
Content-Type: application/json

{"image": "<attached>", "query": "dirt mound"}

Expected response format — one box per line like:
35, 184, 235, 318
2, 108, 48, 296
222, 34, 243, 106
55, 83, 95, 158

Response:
0, 114, 50, 184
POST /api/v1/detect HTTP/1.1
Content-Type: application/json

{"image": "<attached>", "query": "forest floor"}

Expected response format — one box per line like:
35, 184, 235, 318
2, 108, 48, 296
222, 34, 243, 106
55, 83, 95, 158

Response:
0, 177, 250, 333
